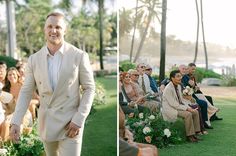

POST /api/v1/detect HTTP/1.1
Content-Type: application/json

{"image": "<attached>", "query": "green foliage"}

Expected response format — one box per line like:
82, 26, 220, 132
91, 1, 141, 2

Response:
93, 81, 106, 106
3, 123, 44, 156
195, 67, 221, 82
222, 76, 236, 86
0, 56, 17, 68
119, 60, 136, 72
126, 110, 184, 148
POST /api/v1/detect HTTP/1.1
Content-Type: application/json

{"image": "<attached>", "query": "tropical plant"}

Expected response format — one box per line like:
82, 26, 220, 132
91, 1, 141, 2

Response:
119, 60, 136, 72
133, 0, 161, 62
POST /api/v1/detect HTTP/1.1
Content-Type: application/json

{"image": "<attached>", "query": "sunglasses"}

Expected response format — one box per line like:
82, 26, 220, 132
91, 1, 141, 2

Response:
140, 66, 146, 69
132, 74, 139, 77
145, 68, 152, 71
125, 76, 130, 78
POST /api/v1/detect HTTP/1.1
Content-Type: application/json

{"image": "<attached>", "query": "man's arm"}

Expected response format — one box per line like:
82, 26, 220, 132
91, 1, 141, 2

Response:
71, 52, 95, 128
10, 56, 36, 142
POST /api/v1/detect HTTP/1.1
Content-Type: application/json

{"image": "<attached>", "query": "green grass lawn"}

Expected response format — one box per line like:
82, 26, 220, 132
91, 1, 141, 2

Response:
159, 97, 236, 156
81, 76, 117, 156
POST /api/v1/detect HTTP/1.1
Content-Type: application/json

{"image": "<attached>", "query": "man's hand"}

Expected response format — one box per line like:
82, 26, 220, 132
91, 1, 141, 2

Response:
65, 121, 80, 138
10, 124, 21, 143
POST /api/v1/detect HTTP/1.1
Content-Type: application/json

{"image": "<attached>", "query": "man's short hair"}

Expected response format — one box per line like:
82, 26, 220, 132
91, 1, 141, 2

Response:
169, 70, 180, 79
46, 12, 65, 20
188, 63, 196, 67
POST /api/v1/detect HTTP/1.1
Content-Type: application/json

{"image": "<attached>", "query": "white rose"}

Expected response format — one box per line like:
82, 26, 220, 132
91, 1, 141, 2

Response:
149, 115, 155, 120
143, 126, 151, 134
0, 148, 7, 155
139, 113, 144, 119
164, 128, 171, 138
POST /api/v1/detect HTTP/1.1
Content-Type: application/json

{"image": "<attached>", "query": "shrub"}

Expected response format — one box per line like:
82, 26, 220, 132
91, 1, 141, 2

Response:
93, 81, 106, 106
126, 110, 184, 148
0, 56, 17, 68
222, 76, 236, 86
119, 60, 136, 72
195, 67, 221, 82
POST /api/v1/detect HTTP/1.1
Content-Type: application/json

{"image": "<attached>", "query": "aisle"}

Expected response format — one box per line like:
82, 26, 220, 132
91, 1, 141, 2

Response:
159, 97, 236, 156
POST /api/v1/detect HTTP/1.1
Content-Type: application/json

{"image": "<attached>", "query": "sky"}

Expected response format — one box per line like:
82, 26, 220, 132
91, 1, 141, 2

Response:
119, 0, 236, 49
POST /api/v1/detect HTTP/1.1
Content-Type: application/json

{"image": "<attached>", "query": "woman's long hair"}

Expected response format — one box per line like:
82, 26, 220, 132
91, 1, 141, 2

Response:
2, 67, 21, 93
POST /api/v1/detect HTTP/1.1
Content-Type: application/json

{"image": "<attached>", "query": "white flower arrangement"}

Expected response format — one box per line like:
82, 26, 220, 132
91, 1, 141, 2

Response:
164, 128, 171, 138
148, 115, 155, 120
0, 148, 7, 155
139, 113, 144, 119
143, 126, 151, 134
183, 86, 194, 96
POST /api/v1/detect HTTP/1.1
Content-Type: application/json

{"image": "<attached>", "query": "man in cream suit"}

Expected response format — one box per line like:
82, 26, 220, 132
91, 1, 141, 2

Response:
162, 70, 200, 142
10, 12, 95, 156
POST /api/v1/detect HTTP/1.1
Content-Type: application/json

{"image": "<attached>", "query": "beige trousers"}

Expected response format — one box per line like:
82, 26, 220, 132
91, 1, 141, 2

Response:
178, 110, 200, 136
43, 128, 84, 156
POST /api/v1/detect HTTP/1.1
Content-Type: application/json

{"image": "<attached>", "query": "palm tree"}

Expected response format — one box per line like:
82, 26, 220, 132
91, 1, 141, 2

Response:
98, 0, 104, 69
159, 0, 167, 83
129, 0, 138, 62
193, 0, 199, 64
119, 8, 133, 37
133, 0, 161, 63
82, 0, 106, 70
200, 0, 208, 70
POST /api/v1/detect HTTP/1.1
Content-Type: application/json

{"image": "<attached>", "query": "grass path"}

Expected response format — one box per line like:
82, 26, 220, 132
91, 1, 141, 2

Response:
81, 77, 117, 156
159, 97, 236, 156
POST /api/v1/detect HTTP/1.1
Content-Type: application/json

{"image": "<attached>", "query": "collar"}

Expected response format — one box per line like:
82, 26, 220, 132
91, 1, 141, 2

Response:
46, 42, 65, 56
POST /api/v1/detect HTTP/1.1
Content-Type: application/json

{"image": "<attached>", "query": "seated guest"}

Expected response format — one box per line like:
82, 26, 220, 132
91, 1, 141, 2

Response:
119, 107, 158, 156
182, 93, 208, 135
160, 65, 211, 129
121, 72, 159, 112
0, 68, 33, 141
182, 63, 222, 122
136, 63, 154, 95
162, 70, 201, 142
144, 65, 159, 93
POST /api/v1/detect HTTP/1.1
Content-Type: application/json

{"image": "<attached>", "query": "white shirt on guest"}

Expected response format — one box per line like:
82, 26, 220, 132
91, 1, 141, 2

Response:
47, 44, 64, 91
138, 73, 154, 94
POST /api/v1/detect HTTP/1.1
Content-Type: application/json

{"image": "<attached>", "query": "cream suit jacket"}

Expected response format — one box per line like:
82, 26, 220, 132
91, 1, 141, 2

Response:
162, 82, 190, 122
11, 42, 95, 141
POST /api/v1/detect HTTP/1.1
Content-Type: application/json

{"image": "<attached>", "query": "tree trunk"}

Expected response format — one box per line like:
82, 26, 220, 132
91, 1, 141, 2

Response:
98, 0, 104, 70
193, 0, 199, 63
200, 0, 208, 70
129, 0, 138, 62
133, 4, 155, 63
159, 0, 167, 83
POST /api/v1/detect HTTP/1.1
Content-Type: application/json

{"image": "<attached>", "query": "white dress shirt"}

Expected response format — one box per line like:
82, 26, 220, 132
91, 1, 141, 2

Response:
47, 44, 64, 91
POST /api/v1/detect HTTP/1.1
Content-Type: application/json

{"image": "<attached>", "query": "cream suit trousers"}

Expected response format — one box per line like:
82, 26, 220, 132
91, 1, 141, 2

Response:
43, 127, 84, 156
177, 110, 200, 136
